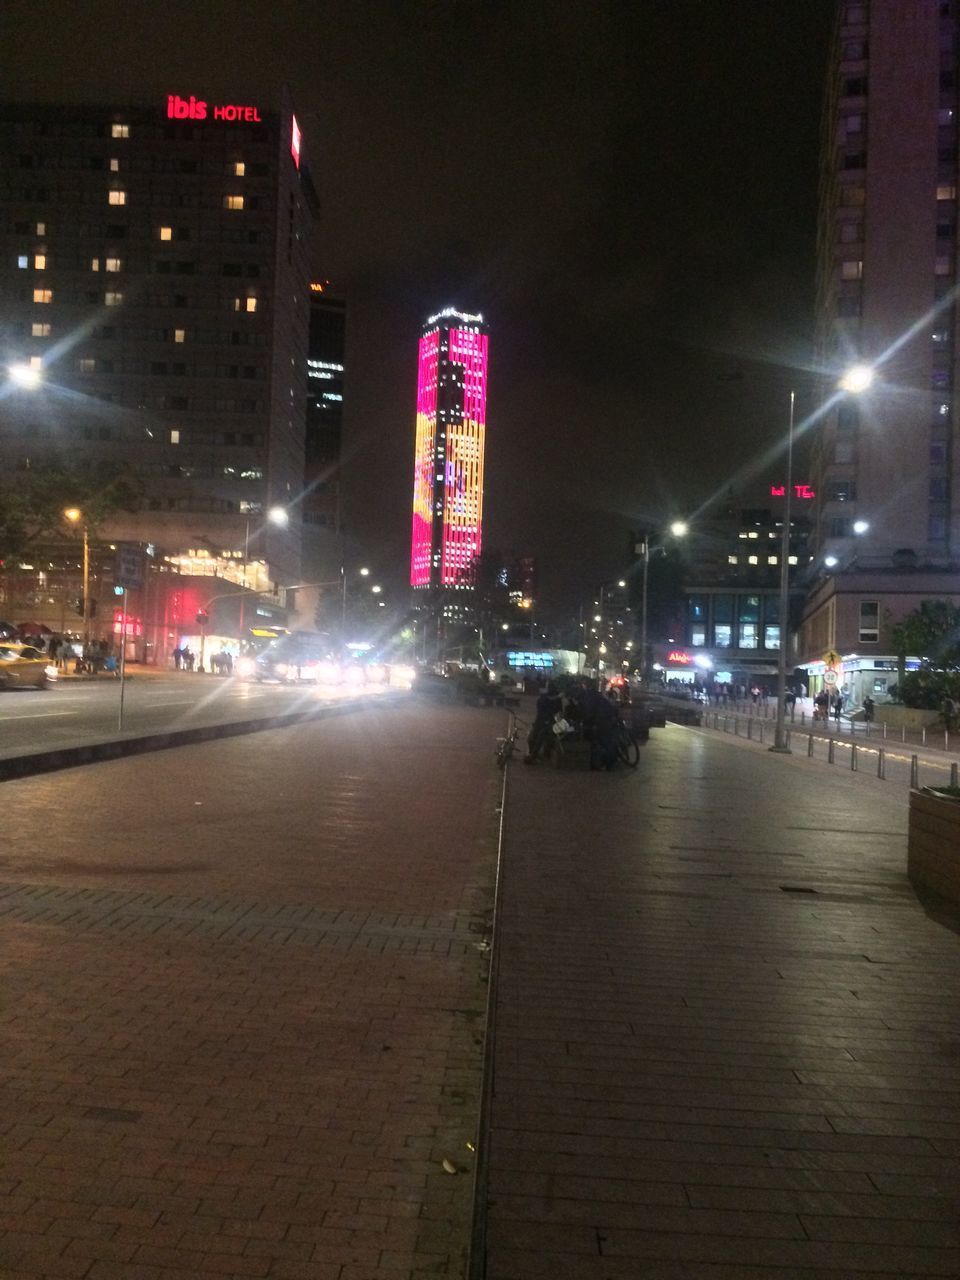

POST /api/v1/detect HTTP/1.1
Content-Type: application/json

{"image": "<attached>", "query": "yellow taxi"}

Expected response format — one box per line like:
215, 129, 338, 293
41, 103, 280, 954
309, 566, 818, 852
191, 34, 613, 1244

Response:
0, 643, 58, 690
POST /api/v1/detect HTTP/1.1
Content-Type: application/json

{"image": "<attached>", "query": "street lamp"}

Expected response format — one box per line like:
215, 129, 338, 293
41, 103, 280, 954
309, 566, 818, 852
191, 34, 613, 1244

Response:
63, 507, 91, 645
839, 363, 874, 393
770, 391, 797, 753
238, 505, 289, 642
638, 522, 688, 688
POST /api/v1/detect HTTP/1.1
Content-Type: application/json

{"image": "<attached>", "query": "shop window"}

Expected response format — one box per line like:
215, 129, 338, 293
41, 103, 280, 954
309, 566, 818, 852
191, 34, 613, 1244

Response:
713, 624, 732, 648
738, 623, 758, 649
764, 625, 780, 650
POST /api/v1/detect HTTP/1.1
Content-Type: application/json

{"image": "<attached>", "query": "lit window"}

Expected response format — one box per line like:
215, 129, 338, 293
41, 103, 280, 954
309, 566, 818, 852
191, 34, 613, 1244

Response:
105, 291, 123, 306
17, 255, 28, 269
748, 530, 759, 539
174, 328, 185, 343
90, 257, 100, 271
108, 190, 127, 205
233, 162, 245, 176
31, 322, 51, 337
788, 555, 798, 565
727, 555, 738, 565
748, 555, 759, 565
36, 221, 45, 235
170, 429, 180, 444
78, 358, 95, 373
159, 226, 173, 241
33, 253, 46, 270
33, 288, 52, 303
936, 256, 953, 276
938, 184, 957, 201
738, 531, 748, 539
224, 195, 244, 210
110, 157, 120, 172
105, 257, 122, 272
29, 356, 42, 371
841, 259, 862, 279
767, 555, 778, 565
111, 123, 130, 138
245, 297, 257, 312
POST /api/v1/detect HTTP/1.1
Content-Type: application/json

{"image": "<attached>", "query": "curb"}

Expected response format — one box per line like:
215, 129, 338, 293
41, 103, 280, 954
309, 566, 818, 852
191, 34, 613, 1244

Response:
0, 694, 401, 783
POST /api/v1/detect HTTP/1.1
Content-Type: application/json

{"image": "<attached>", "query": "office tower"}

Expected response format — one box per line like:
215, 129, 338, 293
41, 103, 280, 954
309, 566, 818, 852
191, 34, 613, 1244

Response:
410, 308, 488, 597
801, 0, 960, 698
303, 280, 345, 580
0, 89, 315, 591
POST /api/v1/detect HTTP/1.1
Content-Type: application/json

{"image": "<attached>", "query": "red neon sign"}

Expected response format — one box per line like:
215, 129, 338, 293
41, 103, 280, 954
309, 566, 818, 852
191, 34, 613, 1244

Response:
770, 484, 815, 499
667, 650, 691, 664
290, 114, 301, 168
166, 95, 262, 123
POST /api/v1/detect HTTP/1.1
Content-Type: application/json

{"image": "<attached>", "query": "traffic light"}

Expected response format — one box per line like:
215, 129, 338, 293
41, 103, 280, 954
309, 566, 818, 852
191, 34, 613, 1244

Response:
195, 610, 209, 627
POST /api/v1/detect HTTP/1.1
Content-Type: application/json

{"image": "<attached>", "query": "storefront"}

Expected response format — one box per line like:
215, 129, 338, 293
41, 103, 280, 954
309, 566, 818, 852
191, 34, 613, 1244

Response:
801, 654, 920, 706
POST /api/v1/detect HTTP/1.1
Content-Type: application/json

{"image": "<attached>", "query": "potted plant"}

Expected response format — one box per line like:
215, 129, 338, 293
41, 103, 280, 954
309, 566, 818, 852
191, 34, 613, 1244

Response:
908, 784, 960, 905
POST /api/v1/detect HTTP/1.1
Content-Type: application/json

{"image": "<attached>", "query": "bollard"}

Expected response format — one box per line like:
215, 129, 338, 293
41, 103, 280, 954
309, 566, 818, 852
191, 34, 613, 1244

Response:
759, 722, 764, 744
828, 738, 835, 764
807, 733, 814, 758
801, 710, 806, 726
851, 743, 858, 771
951, 762, 959, 788
922, 726, 927, 747
901, 726, 906, 743
877, 748, 885, 779
946, 728, 950, 751
882, 721, 887, 739
910, 755, 919, 789
734, 716, 739, 736
747, 719, 753, 740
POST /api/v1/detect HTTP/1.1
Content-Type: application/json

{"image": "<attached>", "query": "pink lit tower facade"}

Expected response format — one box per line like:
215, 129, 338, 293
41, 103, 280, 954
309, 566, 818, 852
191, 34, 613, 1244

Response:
410, 308, 489, 603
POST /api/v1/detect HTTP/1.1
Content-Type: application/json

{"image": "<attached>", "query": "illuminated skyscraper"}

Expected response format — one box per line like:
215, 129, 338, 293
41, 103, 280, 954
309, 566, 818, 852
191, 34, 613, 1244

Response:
410, 308, 488, 594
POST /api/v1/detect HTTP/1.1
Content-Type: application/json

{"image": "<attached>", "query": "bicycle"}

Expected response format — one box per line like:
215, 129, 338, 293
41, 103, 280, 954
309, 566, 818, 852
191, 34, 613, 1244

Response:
495, 714, 526, 769
615, 719, 641, 768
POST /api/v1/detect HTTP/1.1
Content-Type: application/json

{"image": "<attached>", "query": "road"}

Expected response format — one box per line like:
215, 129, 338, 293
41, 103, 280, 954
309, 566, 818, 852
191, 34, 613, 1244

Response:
0, 671, 404, 759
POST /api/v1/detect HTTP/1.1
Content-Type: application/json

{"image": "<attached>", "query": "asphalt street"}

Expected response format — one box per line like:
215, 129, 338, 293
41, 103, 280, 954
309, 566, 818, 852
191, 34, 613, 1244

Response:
0, 672, 402, 759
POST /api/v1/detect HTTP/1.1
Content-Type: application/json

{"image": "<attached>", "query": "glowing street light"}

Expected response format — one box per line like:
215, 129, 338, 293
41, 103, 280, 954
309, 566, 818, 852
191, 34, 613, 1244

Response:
639, 521, 688, 688
63, 507, 91, 645
669, 520, 689, 538
359, 567, 370, 576
824, 554, 839, 568
371, 584, 382, 594
852, 519, 870, 535
266, 505, 289, 526
839, 363, 874, 393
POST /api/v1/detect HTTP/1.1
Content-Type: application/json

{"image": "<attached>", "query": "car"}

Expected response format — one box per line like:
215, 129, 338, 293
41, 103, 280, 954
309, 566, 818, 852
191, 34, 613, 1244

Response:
250, 632, 336, 683
0, 643, 57, 690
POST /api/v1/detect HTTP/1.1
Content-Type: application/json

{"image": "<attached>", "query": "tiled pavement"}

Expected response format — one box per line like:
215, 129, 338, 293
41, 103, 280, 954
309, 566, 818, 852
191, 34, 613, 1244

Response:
0, 698, 504, 1280
482, 723, 960, 1278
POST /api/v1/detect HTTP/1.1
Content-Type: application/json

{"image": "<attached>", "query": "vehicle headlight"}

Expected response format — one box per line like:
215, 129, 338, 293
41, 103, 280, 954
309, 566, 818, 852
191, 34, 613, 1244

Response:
44, 664, 59, 679
236, 656, 256, 677
274, 662, 289, 676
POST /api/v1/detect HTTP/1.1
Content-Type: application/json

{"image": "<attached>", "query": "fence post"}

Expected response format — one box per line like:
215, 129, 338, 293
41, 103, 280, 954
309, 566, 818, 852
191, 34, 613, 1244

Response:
747, 719, 753, 740
828, 738, 835, 764
759, 722, 764, 744
734, 716, 739, 736
882, 721, 887, 740
877, 748, 885, 780
910, 755, 919, 789
922, 726, 927, 747
807, 734, 814, 758
851, 743, 858, 771
946, 728, 950, 751
800, 710, 806, 726
951, 762, 959, 788
901, 726, 906, 743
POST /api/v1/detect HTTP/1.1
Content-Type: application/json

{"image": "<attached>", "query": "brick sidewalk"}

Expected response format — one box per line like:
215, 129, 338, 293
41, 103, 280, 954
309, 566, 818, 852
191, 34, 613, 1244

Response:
481, 724, 960, 1278
0, 698, 505, 1279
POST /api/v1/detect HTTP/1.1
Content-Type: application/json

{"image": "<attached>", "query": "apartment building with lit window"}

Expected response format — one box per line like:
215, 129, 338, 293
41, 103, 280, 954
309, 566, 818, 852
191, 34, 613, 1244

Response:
0, 90, 315, 592
302, 282, 345, 581
800, 0, 960, 698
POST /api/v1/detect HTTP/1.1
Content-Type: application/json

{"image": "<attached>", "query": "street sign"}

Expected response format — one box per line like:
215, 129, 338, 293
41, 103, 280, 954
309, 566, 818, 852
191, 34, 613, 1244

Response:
823, 669, 839, 686
114, 544, 143, 589
822, 649, 841, 669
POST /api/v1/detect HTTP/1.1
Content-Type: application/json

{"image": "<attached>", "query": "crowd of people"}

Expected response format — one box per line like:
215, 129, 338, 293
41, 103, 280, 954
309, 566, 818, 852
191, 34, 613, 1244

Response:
524, 677, 626, 771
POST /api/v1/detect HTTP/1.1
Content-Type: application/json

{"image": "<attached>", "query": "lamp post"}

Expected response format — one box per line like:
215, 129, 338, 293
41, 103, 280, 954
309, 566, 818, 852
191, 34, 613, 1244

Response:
770, 392, 796, 754
238, 505, 289, 644
63, 508, 90, 645
639, 521, 687, 689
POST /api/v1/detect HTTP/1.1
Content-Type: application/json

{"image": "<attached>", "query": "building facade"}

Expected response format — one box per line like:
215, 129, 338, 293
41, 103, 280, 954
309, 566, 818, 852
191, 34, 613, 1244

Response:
800, 0, 960, 692
0, 90, 315, 603
410, 308, 488, 601
302, 280, 345, 582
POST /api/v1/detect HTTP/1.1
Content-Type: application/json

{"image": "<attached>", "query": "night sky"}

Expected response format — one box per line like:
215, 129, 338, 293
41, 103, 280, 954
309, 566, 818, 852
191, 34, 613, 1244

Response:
2, 0, 836, 617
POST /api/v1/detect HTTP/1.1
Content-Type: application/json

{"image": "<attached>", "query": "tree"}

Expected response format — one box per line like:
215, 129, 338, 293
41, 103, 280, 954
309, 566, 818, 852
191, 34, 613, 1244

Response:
0, 463, 141, 560
890, 600, 960, 706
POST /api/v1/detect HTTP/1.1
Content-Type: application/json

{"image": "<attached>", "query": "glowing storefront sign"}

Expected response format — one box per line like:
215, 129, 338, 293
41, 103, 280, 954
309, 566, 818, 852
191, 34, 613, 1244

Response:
290, 114, 301, 168
667, 649, 692, 665
166, 94, 263, 122
770, 484, 815, 499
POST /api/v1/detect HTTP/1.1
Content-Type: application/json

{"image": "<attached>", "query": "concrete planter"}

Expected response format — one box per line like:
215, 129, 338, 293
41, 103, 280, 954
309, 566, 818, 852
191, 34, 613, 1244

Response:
908, 789, 960, 904
878, 705, 942, 732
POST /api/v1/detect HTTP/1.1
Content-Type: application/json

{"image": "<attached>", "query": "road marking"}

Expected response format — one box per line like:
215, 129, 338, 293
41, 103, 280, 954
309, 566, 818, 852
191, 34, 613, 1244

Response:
143, 699, 197, 707
2, 710, 77, 719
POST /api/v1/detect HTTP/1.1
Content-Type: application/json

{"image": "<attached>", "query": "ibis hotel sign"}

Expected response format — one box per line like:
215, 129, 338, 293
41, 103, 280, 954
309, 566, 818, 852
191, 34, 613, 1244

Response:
166, 94, 263, 122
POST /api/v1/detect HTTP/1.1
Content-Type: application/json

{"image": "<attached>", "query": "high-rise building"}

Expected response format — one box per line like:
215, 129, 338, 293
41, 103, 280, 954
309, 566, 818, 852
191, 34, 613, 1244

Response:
410, 308, 488, 598
0, 90, 315, 591
800, 0, 960, 700
303, 280, 345, 580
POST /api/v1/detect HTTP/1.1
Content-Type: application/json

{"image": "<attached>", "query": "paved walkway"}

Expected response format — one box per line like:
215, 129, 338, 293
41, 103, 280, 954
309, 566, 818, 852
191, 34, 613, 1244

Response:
482, 723, 960, 1278
0, 698, 503, 1280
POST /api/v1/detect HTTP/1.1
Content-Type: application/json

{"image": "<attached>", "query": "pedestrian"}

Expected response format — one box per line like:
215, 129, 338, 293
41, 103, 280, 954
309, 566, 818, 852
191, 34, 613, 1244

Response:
184, 647, 195, 672
831, 690, 843, 723
580, 682, 620, 771
814, 689, 829, 721
785, 689, 796, 719
863, 695, 875, 723
524, 681, 563, 763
